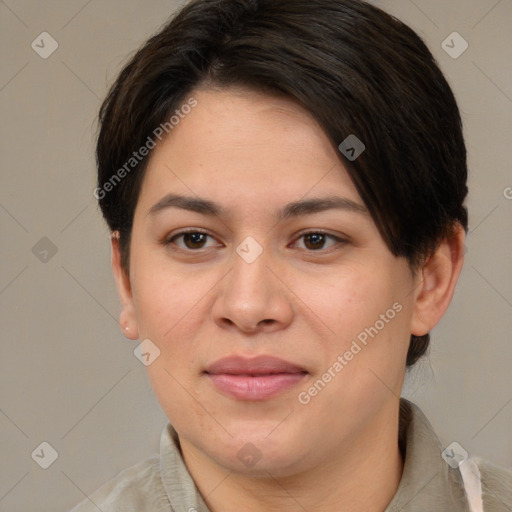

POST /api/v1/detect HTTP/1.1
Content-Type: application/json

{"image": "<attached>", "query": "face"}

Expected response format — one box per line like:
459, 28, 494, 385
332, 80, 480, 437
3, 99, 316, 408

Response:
115, 87, 423, 476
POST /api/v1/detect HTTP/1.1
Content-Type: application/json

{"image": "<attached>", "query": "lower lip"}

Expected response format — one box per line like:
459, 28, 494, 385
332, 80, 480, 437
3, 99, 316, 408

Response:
206, 373, 307, 400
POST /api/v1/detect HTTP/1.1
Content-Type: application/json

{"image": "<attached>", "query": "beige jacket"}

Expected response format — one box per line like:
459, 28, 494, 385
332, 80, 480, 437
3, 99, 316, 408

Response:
70, 399, 512, 511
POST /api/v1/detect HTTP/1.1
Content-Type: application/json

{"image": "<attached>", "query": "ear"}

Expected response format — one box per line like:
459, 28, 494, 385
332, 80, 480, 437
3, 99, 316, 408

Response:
410, 224, 466, 336
111, 232, 139, 340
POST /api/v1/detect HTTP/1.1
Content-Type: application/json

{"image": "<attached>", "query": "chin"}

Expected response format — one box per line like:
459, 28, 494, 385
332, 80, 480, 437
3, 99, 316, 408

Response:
206, 428, 312, 477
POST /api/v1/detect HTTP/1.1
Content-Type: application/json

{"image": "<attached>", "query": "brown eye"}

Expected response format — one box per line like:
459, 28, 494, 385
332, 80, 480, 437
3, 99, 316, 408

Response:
165, 230, 217, 250
181, 232, 208, 249
304, 233, 327, 250
293, 232, 345, 251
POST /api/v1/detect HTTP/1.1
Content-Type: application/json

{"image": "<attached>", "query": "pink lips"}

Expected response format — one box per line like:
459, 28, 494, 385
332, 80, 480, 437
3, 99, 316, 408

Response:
205, 355, 308, 400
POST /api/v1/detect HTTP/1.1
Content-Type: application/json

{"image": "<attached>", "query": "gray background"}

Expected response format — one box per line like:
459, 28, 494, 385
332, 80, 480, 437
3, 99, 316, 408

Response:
1, 0, 511, 510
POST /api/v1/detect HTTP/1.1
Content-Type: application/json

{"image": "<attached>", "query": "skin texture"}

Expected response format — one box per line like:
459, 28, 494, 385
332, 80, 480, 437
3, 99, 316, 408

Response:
111, 87, 465, 512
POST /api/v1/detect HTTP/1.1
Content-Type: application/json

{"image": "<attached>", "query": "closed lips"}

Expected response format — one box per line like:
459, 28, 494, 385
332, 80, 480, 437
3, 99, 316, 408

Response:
204, 356, 308, 375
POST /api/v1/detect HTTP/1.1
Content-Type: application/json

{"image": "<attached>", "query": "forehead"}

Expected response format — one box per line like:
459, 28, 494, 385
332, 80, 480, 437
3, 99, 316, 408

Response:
136, 87, 362, 216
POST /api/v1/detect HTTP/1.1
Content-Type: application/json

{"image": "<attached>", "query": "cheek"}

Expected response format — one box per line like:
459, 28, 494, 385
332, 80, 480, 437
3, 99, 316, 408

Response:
294, 267, 410, 420
131, 259, 211, 424
130, 256, 223, 386
130, 243, 207, 339
293, 261, 401, 342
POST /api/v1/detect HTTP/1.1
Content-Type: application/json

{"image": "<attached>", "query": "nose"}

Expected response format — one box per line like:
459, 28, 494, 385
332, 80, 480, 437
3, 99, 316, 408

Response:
211, 246, 294, 335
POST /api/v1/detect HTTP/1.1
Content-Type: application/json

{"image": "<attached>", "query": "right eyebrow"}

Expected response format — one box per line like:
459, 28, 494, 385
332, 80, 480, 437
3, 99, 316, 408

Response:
148, 194, 223, 217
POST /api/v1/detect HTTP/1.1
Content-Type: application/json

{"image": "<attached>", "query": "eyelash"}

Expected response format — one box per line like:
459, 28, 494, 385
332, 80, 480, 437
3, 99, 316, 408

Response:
163, 229, 347, 253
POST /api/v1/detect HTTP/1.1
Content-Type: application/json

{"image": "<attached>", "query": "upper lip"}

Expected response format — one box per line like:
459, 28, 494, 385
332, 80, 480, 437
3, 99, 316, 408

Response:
205, 355, 307, 375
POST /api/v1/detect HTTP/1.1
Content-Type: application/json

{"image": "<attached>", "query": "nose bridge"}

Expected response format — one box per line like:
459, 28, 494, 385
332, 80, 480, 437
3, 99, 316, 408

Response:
228, 239, 275, 306
212, 236, 293, 332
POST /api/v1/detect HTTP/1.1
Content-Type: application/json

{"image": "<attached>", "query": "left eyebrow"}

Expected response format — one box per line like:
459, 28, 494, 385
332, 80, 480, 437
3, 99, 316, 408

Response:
147, 193, 368, 219
278, 196, 368, 219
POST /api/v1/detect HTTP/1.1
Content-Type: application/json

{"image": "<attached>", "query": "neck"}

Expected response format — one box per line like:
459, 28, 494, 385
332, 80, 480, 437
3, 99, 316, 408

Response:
180, 403, 403, 512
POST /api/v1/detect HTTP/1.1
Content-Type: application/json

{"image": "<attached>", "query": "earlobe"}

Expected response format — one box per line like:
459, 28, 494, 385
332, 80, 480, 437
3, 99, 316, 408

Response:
111, 232, 139, 340
410, 224, 466, 336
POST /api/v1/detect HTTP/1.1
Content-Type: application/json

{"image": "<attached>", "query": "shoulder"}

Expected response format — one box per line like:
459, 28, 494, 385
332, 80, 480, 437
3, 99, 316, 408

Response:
69, 455, 170, 512
474, 457, 512, 511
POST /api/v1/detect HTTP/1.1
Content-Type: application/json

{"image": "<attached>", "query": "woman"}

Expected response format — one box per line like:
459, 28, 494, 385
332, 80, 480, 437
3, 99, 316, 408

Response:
73, 0, 511, 510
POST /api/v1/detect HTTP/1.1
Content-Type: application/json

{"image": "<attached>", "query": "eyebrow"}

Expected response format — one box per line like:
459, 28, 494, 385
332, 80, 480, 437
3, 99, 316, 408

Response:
148, 193, 368, 219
